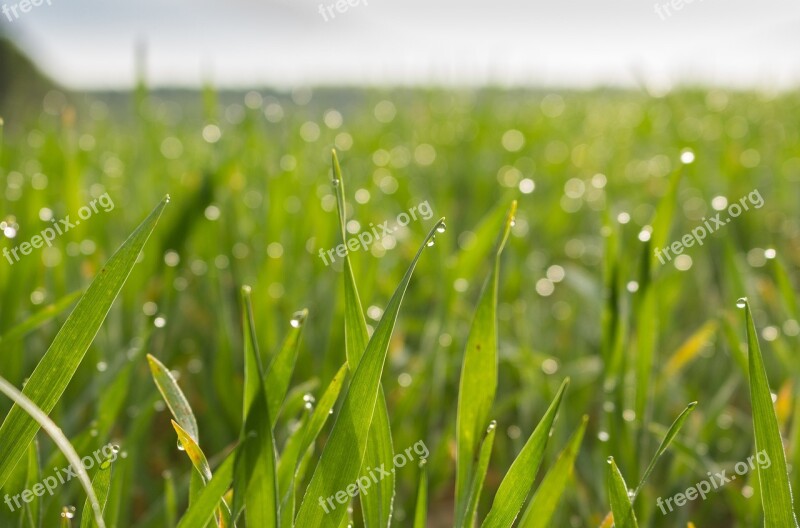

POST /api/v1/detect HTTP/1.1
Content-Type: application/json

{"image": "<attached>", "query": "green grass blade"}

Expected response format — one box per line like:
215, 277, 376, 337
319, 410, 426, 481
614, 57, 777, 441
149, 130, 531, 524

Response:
24, 440, 41, 528
278, 364, 348, 526
147, 354, 199, 443
480, 378, 569, 528
233, 286, 279, 527
632, 401, 697, 499
742, 298, 799, 527
457, 421, 496, 528
177, 449, 236, 528
518, 415, 588, 528
295, 219, 444, 528
0, 375, 106, 528
413, 460, 428, 528
455, 201, 516, 518
0, 290, 82, 346
265, 307, 307, 426
80, 454, 114, 528
607, 456, 638, 528
0, 196, 169, 486
331, 150, 394, 528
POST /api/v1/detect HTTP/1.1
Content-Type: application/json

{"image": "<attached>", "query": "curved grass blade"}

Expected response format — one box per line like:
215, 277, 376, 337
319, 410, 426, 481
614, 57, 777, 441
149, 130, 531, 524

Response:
0, 375, 107, 528
632, 401, 697, 499
480, 378, 569, 528
455, 201, 516, 521
80, 453, 114, 528
742, 298, 799, 527
147, 354, 199, 443
331, 150, 394, 528
0, 290, 82, 346
413, 460, 428, 528
457, 421, 496, 528
606, 456, 638, 528
518, 415, 588, 528
0, 196, 169, 487
662, 322, 718, 378
295, 218, 444, 528
177, 449, 236, 528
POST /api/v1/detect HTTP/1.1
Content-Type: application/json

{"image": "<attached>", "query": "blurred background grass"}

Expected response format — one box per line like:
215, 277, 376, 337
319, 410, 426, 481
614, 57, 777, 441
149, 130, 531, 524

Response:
1, 36, 800, 526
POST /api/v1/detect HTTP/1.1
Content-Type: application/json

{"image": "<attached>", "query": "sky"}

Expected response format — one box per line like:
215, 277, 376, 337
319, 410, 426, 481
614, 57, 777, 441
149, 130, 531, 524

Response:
2, 0, 800, 89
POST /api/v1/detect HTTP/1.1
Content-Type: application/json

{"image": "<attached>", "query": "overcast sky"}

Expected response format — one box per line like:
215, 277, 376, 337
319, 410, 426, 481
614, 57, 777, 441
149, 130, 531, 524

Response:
3, 0, 800, 89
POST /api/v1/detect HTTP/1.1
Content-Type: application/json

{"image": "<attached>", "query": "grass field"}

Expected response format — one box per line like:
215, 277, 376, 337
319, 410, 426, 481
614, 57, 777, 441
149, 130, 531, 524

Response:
1, 85, 799, 527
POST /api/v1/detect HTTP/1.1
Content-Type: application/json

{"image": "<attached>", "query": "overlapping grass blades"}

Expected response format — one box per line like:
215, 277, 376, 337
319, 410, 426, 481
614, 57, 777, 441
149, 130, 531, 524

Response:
295, 213, 444, 527
331, 150, 394, 527
0, 376, 107, 528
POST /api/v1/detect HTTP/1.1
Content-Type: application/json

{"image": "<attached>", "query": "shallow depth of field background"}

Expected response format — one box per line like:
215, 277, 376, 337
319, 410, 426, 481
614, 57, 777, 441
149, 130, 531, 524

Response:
1, 3, 800, 526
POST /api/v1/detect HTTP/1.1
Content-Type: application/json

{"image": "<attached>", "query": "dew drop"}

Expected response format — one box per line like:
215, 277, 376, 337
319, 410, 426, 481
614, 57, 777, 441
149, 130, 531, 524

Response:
165, 194, 171, 203
290, 310, 307, 328
607, 456, 614, 464
304, 402, 313, 411
303, 394, 315, 403
426, 237, 436, 247
736, 297, 748, 309
177, 440, 185, 451
332, 178, 340, 188
486, 420, 497, 433
510, 219, 516, 227
687, 401, 698, 409
61, 506, 76, 519
436, 222, 447, 234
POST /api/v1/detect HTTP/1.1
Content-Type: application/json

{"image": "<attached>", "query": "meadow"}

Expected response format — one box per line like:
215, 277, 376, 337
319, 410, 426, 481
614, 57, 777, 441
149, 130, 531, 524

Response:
0, 85, 799, 527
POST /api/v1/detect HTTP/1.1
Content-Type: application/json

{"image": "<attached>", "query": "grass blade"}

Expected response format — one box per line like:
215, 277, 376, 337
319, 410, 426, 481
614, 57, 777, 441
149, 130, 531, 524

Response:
147, 354, 199, 443
0, 375, 107, 528
331, 150, 394, 528
455, 201, 516, 520
458, 421, 496, 528
518, 415, 588, 528
633, 401, 697, 499
0, 196, 169, 486
265, 307, 307, 426
0, 290, 82, 346
606, 456, 638, 528
742, 298, 799, 527
80, 453, 114, 528
413, 460, 428, 528
278, 364, 348, 526
233, 286, 279, 527
480, 378, 569, 528
295, 218, 444, 528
